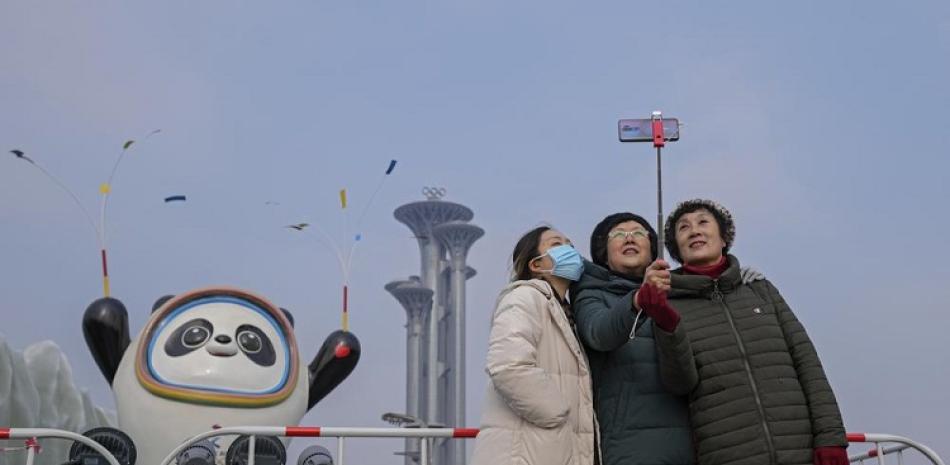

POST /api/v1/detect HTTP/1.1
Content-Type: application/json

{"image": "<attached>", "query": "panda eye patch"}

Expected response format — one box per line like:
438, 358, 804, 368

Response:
182, 326, 210, 348
238, 330, 262, 353
235, 324, 275, 366
165, 318, 214, 357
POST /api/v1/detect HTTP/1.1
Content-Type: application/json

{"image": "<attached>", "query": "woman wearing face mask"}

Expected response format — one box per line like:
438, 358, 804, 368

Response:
470, 226, 598, 465
648, 199, 848, 465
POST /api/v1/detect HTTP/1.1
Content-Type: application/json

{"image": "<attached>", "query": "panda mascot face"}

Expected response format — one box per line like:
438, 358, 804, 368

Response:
112, 287, 308, 465
140, 291, 297, 405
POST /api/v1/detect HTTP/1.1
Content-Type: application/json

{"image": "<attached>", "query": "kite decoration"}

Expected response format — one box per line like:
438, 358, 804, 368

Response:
10, 149, 34, 163
10, 148, 100, 242
10, 129, 161, 298
283, 159, 398, 332
356, 159, 398, 228
164, 195, 187, 203
98, 129, 161, 297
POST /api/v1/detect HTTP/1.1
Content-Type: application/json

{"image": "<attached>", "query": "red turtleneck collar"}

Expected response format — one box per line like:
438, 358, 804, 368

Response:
683, 255, 728, 279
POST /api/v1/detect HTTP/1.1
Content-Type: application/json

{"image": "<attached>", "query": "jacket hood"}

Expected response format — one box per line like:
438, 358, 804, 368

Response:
571, 259, 643, 299
498, 278, 555, 301
669, 254, 743, 298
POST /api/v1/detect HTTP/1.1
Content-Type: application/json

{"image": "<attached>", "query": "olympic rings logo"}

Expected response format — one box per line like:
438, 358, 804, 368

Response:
422, 187, 447, 200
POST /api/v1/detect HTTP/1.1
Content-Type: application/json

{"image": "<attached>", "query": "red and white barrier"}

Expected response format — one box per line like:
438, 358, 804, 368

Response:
284, 426, 479, 438
6, 425, 944, 465
848, 433, 944, 465
159, 426, 480, 465
161, 427, 946, 465
0, 428, 122, 465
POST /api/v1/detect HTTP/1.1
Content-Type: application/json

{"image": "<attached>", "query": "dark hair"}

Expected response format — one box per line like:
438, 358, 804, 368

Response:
664, 199, 736, 263
589, 212, 657, 268
511, 226, 551, 281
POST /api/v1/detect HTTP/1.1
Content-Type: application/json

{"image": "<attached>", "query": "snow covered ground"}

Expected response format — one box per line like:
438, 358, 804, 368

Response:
0, 334, 114, 465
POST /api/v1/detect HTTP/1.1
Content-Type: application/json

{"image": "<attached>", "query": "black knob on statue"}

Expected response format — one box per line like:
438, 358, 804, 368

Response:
297, 445, 333, 465
67, 427, 136, 465
176, 440, 216, 465
226, 436, 286, 465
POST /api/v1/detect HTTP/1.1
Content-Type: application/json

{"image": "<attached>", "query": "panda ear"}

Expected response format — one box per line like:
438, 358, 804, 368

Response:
152, 295, 175, 313
280, 308, 295, 327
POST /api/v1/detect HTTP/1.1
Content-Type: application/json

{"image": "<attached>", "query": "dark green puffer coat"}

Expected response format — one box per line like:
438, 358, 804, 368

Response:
654, 256, 847, 465
573, 261, 694, 465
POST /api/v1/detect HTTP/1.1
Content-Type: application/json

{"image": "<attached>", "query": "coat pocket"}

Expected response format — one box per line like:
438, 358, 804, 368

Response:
470, 428, 517, 465
522, 424, 574, 465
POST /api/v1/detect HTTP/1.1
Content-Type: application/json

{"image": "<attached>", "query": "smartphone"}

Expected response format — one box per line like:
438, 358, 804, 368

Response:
618, 118, 680, 142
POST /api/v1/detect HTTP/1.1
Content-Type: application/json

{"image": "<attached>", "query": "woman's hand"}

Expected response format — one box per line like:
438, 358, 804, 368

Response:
740, 265, 766, 284
813, 446, 848, 465
643, 259, 671, 292
633, 274, 681, 333
634, 259, 671, 313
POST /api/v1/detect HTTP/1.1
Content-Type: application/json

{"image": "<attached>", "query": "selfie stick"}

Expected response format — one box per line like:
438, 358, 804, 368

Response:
651, 111, 665, 260
617, 111, 679, 261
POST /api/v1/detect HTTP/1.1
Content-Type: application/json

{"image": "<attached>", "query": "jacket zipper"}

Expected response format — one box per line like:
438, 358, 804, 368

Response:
712, 281, 777, 465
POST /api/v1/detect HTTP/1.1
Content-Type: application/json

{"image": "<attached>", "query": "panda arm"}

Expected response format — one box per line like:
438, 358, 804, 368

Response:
82, 297, 131, 385
307, 330, 361, 410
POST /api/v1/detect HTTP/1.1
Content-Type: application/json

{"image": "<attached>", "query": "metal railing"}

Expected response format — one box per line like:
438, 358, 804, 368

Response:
848, 433, 944, 465
0, 428, 122, 465
159, 426, 479, 465
6, 426, 944, 465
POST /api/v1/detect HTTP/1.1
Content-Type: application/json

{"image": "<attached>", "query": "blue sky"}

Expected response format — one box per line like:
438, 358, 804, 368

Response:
2, 1, 949, 463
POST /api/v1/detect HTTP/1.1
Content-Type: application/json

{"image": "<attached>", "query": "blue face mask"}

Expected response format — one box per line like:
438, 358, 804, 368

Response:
534, 244, 584, 282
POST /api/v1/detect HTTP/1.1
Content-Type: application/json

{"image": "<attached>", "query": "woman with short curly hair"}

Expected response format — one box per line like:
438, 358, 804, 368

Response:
649, 199, 849, 465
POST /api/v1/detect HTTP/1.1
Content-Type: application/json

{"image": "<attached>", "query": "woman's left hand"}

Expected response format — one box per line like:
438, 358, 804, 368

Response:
813, 446, 848, 465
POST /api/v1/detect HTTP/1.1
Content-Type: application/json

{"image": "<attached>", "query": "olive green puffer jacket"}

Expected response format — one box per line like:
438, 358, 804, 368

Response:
654, 256, 847, 465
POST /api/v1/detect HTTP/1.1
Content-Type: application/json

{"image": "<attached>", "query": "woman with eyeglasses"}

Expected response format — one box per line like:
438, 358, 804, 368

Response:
571, 212, 693, 465
651, 199, 848, 465
573, 212, 765, 465
470, 226, 598, 465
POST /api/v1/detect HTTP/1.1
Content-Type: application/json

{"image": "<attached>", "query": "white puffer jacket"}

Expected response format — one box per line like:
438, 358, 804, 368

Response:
470, 279, 598, 465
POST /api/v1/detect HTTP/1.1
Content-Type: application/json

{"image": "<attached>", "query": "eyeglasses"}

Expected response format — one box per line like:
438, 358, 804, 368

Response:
607, 230, 648, 241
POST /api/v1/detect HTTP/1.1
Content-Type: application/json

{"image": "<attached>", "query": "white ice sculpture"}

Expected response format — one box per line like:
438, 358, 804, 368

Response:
0, 334, 114, 465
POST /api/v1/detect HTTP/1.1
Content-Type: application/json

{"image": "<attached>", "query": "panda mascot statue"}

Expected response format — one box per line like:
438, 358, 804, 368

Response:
81, 287, 360, 465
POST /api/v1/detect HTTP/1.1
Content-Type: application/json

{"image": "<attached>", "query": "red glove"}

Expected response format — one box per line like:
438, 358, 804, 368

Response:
634, 283, 680, 332
814, 446, 848, 465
